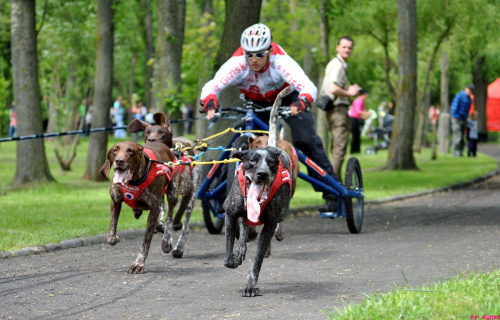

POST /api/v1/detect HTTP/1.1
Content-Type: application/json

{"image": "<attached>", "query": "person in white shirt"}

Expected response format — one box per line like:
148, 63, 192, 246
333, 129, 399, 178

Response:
201, 23, 340, 212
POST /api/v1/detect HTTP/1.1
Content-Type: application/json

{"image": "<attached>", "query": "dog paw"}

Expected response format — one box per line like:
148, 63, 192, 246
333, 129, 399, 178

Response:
172, 248, 184, 258
243, 287, 261, 297
133, 209, 143, 219
247, 228, 258, 241
173, 222, 183, 231
224, 259, 239, 269
127, 263, 145, 274
235, 248, 246, 265
161, 239, 173, 254
264, 246, 271, 258
107, 234, 120, 246
274, 230, 284, 242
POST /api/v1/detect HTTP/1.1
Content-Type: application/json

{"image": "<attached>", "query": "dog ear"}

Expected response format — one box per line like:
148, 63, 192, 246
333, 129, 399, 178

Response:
248, 136, 255, 147
100, 147, 113, 178
268, 147, 282, 158
231, 149, 249, 160
153, 112, 167, 126
128, 119, 149, 133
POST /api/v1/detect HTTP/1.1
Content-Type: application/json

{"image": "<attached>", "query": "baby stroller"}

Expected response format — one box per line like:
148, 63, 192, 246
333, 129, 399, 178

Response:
364, 110, 394, 155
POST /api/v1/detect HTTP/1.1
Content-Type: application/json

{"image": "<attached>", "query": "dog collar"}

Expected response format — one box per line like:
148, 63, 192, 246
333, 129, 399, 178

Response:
119, 148, 177, 209
127, 154, 152, 186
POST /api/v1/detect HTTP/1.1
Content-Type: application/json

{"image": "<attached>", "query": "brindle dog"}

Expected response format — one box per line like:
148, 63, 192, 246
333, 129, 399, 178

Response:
128, 112, 200, 259
100, 141, 178, 273
223, 87, 293, 297
247, 132, 299, 257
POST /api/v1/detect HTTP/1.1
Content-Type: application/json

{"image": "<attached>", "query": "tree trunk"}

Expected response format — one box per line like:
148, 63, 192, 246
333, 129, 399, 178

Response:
438, 44, 450, 153
202, 0, 261, 162
412, 24, 452, 153
214, 0, 261, 71
210, 0, 261, 135
11, 0, 54, 185
316, 0, 330, 152
156, 0, 186, 135
83, 0, 114, 181
142, 0, 154, 111
195, 0, 214, 140
128, 52, 138, 110
156, 1, 185, 100
386, 0, 418, 170
472, 55, 488, 139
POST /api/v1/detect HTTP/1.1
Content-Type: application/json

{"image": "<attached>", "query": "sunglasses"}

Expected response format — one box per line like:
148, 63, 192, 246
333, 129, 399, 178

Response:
245, 50, 269, 59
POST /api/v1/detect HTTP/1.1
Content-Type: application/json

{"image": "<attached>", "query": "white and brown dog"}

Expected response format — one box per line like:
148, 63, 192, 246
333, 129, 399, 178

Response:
100, 141, 178, 273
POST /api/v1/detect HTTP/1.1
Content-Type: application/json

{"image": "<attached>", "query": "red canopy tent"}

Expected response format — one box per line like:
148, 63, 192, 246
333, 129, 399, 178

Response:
487, 79, 500, 131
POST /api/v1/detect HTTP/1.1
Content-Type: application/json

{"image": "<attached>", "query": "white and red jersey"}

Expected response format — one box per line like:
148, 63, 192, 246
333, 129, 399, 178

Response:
200, 43, 317, 104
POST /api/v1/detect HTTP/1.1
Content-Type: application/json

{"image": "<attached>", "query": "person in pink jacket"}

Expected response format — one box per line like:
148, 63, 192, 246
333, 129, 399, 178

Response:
348, 89, 371, 154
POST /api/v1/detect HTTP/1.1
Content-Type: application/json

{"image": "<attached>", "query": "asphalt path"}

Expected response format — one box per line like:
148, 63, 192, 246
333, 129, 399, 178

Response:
1, 145, 499, 320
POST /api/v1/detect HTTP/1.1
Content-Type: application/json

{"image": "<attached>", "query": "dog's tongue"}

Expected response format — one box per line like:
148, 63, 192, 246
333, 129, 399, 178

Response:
247, 182, 263, 223
113, 169, 133, 186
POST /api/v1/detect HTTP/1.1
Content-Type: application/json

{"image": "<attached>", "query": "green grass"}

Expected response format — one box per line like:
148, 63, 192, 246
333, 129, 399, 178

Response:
328, 268, 500, 319
0, 137, 497, 252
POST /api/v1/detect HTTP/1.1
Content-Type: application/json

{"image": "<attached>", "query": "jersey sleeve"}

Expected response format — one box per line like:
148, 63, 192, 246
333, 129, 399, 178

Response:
200, 54, 249, 102
273, 49, 317, 103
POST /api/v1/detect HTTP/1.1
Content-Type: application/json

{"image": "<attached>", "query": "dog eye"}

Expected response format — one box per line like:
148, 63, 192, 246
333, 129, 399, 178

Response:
249, 157, 257, 164
266, 158, 275, 166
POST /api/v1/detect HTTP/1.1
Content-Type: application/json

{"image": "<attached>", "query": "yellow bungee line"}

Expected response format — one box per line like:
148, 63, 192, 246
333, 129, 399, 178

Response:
199, 127, 269, 143
160, 157, 241, 168
174, 127, 269, 153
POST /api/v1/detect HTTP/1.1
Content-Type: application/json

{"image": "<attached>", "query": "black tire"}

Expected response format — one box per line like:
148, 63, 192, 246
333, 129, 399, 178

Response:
344, 157, 364, 234
201, 163, 226, 234
202, 198, 224, 234
201, 135, 250, 234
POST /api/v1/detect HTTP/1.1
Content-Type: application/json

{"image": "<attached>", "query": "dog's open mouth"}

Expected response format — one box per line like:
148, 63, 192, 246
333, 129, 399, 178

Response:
113, 168, 133, 186
245, 177, 269, 224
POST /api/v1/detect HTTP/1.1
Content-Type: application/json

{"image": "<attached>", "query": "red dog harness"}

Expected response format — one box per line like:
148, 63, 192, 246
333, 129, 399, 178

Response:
237, 156, 292, 226
120, 148, 178, 209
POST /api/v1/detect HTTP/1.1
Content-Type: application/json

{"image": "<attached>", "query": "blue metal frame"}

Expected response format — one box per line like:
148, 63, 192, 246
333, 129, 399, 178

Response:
196, 109, 364, 220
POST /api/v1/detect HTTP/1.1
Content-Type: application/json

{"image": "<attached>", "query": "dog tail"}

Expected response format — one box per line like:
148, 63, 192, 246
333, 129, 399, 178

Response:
269, 87, 292, 148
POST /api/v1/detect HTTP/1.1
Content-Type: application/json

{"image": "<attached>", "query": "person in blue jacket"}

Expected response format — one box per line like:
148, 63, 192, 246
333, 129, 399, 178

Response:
450, 84, 474, 157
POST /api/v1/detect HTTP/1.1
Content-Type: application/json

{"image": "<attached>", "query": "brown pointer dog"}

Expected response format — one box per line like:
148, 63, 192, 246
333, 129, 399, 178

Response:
223, 87, 293, 297
128, 112, 200, 259
100, 141, 177, 273
247, 131, 299, 257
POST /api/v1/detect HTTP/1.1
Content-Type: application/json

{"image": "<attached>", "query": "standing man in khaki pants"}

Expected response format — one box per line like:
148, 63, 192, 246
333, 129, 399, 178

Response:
320, 36, 361, 177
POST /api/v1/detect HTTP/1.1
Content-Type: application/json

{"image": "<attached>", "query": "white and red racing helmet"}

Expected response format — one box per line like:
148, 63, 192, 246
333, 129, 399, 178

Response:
240, 23, 272, 52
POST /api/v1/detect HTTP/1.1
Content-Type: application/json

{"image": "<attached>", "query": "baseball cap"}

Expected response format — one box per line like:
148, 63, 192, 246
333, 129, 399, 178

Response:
466, 84, 475, 91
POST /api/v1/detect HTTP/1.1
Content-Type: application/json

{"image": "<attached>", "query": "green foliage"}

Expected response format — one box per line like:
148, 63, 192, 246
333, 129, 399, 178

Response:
181, 11, 219, 105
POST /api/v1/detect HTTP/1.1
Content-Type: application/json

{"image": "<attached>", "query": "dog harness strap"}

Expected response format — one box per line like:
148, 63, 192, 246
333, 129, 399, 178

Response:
238, 157, 292, 226
120, 148, 176, 209
180, 155, 192, 174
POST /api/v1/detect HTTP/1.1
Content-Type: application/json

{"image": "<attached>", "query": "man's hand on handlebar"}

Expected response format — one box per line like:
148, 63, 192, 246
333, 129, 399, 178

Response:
290, 97, 311, 116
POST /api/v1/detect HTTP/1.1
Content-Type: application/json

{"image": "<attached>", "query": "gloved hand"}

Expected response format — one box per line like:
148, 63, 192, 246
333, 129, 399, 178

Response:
291, 97, 311, 113
202, 96, 219, 113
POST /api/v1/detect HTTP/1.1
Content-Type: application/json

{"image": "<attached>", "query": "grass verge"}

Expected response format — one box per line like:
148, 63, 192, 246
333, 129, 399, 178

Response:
0, 137, 497, 252
328, 268, 500, 319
